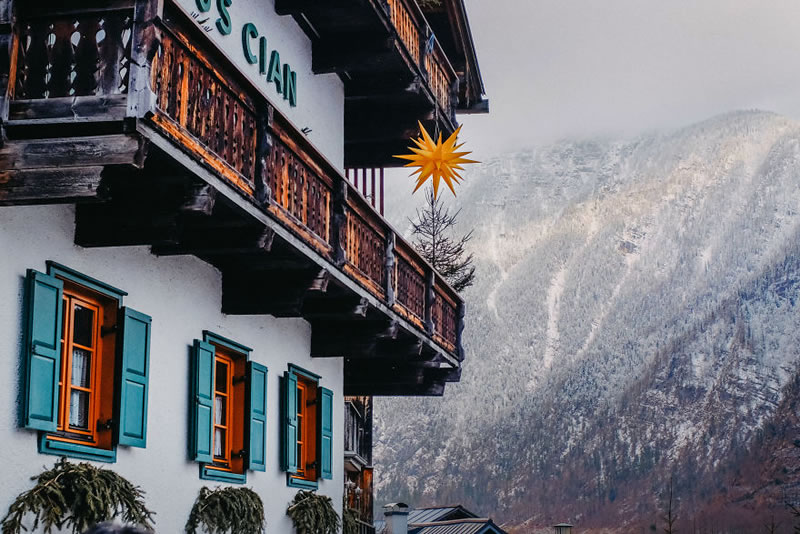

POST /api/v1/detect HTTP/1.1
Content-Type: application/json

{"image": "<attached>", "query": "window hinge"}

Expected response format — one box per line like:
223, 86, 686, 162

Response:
232, 449, 247, 459
307, 461, 317, 470
97, 418, 114, 431
307, 398, 317, 407
233, 375, 247, 385
100, 324, 117, 337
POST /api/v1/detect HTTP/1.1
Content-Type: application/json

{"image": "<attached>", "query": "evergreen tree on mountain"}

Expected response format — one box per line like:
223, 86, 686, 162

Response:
409, 187, 475, 292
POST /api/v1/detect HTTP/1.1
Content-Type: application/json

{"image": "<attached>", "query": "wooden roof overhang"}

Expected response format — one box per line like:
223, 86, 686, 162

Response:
275, 0, 464, 168
0, 0, 465, 397
418, 0, 487, 115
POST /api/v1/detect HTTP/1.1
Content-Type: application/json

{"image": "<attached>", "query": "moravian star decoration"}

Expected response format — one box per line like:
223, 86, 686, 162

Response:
394, 122, 479, 198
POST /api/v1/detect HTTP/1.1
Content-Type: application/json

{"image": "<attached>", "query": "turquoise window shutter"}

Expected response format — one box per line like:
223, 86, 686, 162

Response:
318, 387, 334, 480
115, 307, 151, 448
190, 339, 215, 463
23, 270, 64, 432
281, 371, 298, 473
246, 361, 268, 472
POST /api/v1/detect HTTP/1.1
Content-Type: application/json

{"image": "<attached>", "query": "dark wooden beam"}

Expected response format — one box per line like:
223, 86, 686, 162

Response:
8, 95, 129, 124
345, 77, 425, 100
302, 295, 370, 320
0, 134, 146, 170
311, 319, 399, 357
344, 379, 446, 397
0, 166, 106, 205
312, 36, 396, 75
180, 182, 218, 216
222, 267, 331, 316
152, 226, 275, 257
75, 203, 181, 247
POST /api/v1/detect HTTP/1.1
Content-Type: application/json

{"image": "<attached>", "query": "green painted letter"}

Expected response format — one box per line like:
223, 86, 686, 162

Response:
195, 0, 212, 12
267, 50, 283, 95
242, 23, 258, 64
283, 64, 297, 107
259, 37, 268, 75
216, 0, 233, 35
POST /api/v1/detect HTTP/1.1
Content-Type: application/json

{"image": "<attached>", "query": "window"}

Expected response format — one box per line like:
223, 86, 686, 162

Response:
55, 284, 113, 447
190, 332, 267, 483
295, 375, 317, 481
282, 365, 333, 488
22, 263, 152, 462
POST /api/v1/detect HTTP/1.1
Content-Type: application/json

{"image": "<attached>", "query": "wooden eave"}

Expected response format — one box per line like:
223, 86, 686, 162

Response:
0, 0, 466, 397
420, 0, 487, 114
274, 0, 463, 168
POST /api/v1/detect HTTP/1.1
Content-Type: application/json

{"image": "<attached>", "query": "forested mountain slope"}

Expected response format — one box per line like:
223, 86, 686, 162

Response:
375, 111, 800, 532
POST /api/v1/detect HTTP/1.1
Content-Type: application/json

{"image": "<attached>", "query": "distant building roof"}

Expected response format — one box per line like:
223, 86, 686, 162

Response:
410, 518, 506, 534
375, 505, 506, 534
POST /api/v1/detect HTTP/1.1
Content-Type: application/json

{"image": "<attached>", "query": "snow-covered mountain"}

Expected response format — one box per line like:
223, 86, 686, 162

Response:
374, 111, 800, 532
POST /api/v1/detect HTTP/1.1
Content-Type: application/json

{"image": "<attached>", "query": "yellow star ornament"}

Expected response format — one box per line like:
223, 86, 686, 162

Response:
394, 122, 479, 198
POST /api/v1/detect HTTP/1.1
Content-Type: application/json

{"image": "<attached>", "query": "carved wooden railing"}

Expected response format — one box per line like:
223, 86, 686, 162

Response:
7, 1, 464, 359
15, 10, 133, 100
385, 0, 456, 122
386, 0, 420, 65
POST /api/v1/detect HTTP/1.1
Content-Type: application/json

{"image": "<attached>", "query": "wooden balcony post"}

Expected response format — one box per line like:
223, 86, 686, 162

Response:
0, 0, 16, 141
127, 0, 163, 118
332, 178, 349, 267
456, 300, 466, 362
254, 103, 274, 205
384, 231, 396, 307
449, 77, 459, 124
419, 25, 431, 78
424, 269, 435, 335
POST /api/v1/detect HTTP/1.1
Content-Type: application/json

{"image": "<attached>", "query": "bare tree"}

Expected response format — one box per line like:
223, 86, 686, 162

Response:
764, 514, 779, 534
661, 476, 678, 534
409, 187, 475, 292
787, 502, 800, 534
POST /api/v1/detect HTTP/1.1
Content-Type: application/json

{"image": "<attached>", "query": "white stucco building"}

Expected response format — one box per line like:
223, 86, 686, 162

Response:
0, 0, 485, 531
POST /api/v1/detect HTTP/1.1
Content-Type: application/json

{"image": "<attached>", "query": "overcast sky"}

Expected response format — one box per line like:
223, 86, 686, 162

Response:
459, 0, 800, 157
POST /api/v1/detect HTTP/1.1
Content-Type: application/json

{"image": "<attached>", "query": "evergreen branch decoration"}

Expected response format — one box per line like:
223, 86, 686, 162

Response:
286, 491, 340, 534
1, 457, 154, 534
341, 500, 360, 534
185, 487, 265, 534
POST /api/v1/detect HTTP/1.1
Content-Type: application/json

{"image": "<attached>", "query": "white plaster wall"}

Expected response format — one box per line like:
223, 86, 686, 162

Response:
0, 205, 344, 533
172, 0, 346, 170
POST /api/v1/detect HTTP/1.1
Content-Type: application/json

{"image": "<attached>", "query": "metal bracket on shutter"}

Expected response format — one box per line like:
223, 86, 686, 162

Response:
97, 418, 114, 431
232, 448, 247, 458
100, 324, 117, 337
233, 375, 247, 385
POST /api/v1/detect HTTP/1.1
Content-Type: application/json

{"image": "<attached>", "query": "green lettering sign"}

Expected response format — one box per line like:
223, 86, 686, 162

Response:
196, 0, 212, 12
242, 23, 258, 64
215, 0, 233, 35
267, 50, 283, 95
283, 64, 297, 107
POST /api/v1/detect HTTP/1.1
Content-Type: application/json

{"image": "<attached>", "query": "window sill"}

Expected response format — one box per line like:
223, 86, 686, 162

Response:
287, 474, 318, 490
39, 434, 117, 463
200, 465, 247, 484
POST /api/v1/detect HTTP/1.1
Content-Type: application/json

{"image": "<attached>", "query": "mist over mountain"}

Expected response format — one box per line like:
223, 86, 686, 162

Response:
374, 111, 800, 532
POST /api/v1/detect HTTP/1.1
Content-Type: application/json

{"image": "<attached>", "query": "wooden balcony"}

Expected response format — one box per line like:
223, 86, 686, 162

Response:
275, 0, 460, 167
0, 0, 464, 396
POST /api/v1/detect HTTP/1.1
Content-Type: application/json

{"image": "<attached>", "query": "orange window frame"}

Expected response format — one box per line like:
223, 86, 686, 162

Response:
55, 291, 103, 444
294, 376, 317, 482
209, 346, 246, 474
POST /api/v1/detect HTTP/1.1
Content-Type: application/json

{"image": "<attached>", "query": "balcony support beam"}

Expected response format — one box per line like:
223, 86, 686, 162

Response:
0, 166, 106, 206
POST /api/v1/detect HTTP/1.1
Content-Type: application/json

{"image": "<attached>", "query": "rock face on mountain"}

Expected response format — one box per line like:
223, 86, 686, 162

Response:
374, 111, 800, 532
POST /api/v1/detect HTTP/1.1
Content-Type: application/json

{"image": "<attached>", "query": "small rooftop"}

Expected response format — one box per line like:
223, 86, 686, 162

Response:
376, 505, 506, 534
